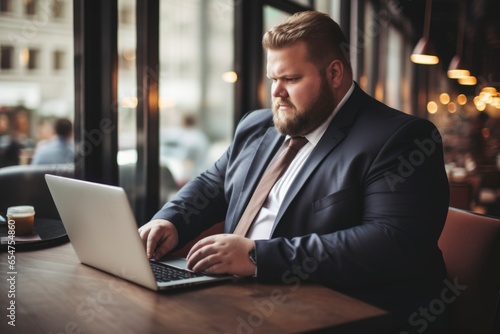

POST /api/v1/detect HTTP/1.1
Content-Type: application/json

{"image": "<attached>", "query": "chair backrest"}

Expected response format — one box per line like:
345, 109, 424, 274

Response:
0, 164, 74, 220
438, 207, 500, 334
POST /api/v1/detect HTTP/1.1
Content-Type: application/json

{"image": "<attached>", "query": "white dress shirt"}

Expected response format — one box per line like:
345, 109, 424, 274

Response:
247, 82, 355, 240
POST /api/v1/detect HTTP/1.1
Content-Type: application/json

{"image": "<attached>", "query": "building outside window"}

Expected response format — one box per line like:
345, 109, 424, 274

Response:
53, 49, 65, 70
27, 48, 40, 70
52, 0, 64, 19
0, 0, 12, 13
25, 0, 37, 16
0, 46, 13, 70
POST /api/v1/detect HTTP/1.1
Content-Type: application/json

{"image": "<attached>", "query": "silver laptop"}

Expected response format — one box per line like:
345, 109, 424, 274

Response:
45, 174, 233, 291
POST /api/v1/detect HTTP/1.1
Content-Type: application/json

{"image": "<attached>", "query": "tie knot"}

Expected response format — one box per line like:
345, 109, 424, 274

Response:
288, 136, 308, 151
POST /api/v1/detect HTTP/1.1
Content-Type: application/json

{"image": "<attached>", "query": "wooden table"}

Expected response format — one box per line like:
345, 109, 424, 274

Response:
0, 243, 391, 333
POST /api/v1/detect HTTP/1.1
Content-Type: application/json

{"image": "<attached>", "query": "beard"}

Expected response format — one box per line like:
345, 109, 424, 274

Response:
272, 77, 335, 137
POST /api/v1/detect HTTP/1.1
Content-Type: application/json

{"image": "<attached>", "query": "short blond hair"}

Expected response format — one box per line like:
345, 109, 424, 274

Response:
262, 11, 351, 72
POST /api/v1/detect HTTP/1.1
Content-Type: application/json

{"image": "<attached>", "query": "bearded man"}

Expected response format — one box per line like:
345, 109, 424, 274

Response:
140, 10, 449, 334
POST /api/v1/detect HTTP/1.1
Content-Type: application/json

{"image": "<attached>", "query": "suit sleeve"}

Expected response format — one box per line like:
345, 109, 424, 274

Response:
150, 110, 261, 250
254, 118, 450, 289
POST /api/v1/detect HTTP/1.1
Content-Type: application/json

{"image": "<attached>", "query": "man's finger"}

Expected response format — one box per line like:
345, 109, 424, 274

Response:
146, 228, 163, 259
187, 243, 216, 270
138, 227, 150, 250
153, 235, 175, 260
186, 236, 215, 259
203, 262, 225, 275
191, 253, 222, 273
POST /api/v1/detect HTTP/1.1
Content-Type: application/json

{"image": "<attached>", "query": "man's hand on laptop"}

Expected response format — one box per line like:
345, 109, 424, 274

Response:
186, 234, 256, 277
138, 219, 179, 260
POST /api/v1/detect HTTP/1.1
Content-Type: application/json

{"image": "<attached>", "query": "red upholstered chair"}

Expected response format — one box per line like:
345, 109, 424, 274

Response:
438, 208, 500, 334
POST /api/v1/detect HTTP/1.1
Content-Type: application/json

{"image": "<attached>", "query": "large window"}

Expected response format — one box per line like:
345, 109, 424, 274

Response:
0, 0, 73, 167
116, 0, 235, 205
117, 0, 138, 208
158, 0, 234, 199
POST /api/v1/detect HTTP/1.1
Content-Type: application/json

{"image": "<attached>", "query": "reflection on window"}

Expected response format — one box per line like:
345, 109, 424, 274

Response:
0, 46, 13, 69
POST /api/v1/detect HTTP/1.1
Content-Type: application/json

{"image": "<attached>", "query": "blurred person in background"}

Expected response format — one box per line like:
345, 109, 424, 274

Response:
31, 118, 74, 165
160, 113, 209, 186
0, 113, 15, 167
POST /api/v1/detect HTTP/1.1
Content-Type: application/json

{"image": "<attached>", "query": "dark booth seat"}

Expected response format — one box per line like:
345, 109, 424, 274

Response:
0, 164, 74, 220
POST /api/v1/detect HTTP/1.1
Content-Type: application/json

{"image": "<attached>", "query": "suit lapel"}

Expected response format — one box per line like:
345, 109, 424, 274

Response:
271, 84, 366, 233
228, 126, 284, 232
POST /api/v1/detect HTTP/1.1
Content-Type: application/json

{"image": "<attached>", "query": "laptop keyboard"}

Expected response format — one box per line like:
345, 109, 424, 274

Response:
150, 262, 203, 282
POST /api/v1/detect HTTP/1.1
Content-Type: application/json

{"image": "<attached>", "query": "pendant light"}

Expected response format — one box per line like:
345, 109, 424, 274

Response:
448, 1, 470, 79
458, 76, 477, 85
411, 0, 439, 65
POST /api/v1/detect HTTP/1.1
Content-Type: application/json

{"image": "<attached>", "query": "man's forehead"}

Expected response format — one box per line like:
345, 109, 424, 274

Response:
266, 41, 308, 58
266, 45, 314, 75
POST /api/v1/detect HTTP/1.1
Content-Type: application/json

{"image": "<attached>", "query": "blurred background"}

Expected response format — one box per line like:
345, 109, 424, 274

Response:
0, 0, 499, 221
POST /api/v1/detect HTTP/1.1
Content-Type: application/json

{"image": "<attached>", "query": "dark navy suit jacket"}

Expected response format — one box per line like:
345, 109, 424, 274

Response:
153, 83, 450, 330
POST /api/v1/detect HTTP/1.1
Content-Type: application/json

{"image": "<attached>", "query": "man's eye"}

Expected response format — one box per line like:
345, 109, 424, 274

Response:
286, 78, 298, 82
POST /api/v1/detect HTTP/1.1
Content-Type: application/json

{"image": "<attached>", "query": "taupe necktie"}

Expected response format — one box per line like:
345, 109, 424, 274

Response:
233, 136, 309, 236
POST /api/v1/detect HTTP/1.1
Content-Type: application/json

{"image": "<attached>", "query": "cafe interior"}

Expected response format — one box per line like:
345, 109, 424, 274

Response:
1, 0, 500, 333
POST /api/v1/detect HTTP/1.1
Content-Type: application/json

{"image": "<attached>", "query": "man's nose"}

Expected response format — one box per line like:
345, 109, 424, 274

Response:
272, 81, 288, 98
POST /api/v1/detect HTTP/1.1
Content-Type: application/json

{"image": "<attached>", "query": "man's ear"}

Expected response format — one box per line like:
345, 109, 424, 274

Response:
326, 59, 344, 88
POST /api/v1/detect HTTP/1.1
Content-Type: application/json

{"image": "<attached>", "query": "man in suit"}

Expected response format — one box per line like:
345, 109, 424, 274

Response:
139, 11, 449, 333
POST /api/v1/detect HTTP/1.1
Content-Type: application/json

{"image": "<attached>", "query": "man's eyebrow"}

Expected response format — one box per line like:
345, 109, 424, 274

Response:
266, 73, 301, 79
